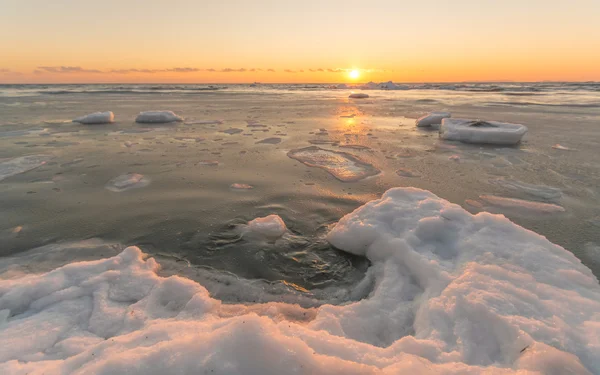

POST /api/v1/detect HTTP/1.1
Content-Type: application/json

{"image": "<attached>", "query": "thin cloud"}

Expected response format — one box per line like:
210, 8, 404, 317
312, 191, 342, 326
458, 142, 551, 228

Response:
38, 66, 102, 74
220, 68, 247, 73
0, 68, 10, 73
284, 69, 298, 73
267, 69, 276, 72
327, 68, 347, 73
309, 68, 324, 72
168, 67, 201, 73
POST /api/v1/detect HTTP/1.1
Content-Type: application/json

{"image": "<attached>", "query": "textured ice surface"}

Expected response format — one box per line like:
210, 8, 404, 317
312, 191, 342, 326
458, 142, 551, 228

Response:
105, 173, 150, 192
287, 146, 380, 182
349, 93, 369, 99
256, 137, 282, 144
1, 188, 598, 374
0, 155, 50, 182
135, 111, 183, 123
395, 168, 419, 177
489, 178, 562, 200
415, 111, 451, 128
247, 215, 287, 238
440, 118, 528, 145
479, 195, 566, 214
73, 111, 114, 124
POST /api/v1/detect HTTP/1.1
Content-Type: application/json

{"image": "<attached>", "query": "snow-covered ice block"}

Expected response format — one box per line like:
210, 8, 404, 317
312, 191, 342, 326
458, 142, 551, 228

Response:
0, 188, 599, 375
135, 111, 183, 123
73, 111, 114, 124
348, 93, 369, 99
247, 215, 287, 238
440, 118, 528, 145
415, 112, 451, 128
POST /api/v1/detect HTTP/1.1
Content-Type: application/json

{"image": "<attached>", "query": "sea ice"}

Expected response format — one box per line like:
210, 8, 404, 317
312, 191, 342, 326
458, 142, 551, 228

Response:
105, 173, 150, 192
73, 111, 114, 124
440, 118, 528, 145
230, 183, 254, 190
415, 112, 451, 128
349, 93, 369, 99
221, 128, 244, 135
247, 215, 287, 238
135, 111, 183, 123
488, 178, 562, 200
287, 146, 380, 182
1, 188, 598, 374
256, 137, 282, 144
396, 168, 419, 177
0, 155, 50, 182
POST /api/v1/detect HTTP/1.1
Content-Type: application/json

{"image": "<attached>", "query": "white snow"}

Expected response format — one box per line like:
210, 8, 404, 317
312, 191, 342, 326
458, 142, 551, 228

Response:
415, 112, 451, 128
73, 111, 114, 124
440, 118, 528, 145
135, 111, 183, 123
1, 188, 599, 374
349, 93, 369, 99
0, 155, 51, 182
247, 215, 287, 238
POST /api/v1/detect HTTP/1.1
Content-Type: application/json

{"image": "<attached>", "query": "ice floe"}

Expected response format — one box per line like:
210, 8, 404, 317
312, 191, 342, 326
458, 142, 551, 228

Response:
135, 111, 183, 123
1, 188, 598, 374
247, 214, 287, 238
415, 112, 451, 128
105, 173, 150, 192
73, 111, 114, 124
0, 155, 51, 182
440, 118, 528, 145
287, 146, 379, 182
349, 93, 369, 99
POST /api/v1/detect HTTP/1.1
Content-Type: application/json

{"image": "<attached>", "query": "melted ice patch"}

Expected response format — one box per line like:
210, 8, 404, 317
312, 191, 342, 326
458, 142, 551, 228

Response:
0, 155, 51, 182
105, 173, 150, 192
488, 178, 562, 200
479, 195, 566, 215
287, 146, 380, 182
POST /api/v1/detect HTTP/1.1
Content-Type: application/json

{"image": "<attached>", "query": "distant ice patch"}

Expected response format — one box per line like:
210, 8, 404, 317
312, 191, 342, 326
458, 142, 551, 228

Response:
135, 111, 183, 123
73, 111, 114, 124
0, 155, 51, 182
488, 178, 562, 200
440, 118, 528, 145
349, 93, 369, 99
287, 146, 380, 182
105, 173, 150, 192
415, 111, 451, 128
230, 183, 254, 190
478, 195, 565, 215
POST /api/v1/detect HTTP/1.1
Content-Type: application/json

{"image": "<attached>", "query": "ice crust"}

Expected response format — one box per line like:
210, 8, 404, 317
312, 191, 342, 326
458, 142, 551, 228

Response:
0, 188, 599, 374
440, 118, 528, 145
416, 112, 451, 128
135, 111, 183, 123
73, 112, 114, 124
0, 155, 50, 182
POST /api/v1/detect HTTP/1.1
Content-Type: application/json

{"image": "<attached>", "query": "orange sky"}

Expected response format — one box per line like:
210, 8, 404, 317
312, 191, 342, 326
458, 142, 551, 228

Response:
1, 0, 599, 83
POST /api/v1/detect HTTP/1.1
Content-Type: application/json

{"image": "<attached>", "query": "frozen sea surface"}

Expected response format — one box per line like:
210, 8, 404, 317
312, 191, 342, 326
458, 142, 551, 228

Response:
1, 82, 600, 373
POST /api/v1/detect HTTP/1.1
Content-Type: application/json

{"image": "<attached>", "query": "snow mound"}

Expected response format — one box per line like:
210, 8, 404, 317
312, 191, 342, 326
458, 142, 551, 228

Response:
349, 93, 369, 99
135, 111, 183, 123
0, 155, 51, 182
440, 118, 528, 145
247, 215, 287, 238
415, 112, 451, 128
1, 188, 599, 374
73, 111, 114, 124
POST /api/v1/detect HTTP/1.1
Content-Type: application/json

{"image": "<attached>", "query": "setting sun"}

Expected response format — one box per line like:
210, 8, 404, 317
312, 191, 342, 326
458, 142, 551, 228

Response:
349, 69, 360, 80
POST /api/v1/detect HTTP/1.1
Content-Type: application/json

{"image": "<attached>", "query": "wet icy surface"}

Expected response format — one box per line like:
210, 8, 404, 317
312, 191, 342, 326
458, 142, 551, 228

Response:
1, 83, 600, 283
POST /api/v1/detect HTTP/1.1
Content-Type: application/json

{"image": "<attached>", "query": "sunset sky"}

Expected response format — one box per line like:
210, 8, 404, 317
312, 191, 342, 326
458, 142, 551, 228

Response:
1, 0, 599, 83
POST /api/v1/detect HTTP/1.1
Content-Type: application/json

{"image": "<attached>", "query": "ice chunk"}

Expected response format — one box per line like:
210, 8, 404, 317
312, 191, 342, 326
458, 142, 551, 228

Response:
0, 155, 50, 182
135, 111, 183, 123
488, 178, 562, 200
440, 118, 528, 145
479, 195, 565, 214
73, 111, 114, 124
105, 173, 150, 192
348, 93, 369, 99
396, 168, 419, 177
287, 146, 380, 182
0, 189, 599, 374
552, 144, 574, 151
230, 183, 253, 190
247, 215, 287, 238
415, 112, 451, 128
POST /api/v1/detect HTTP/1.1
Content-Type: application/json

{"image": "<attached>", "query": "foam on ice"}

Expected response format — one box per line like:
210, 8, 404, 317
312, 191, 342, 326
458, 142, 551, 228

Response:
135, 111, 183, 123
73, 112, 114, 124
440, 118, 528, 145
415, 112, 451, 128
1, 188, 599, 374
